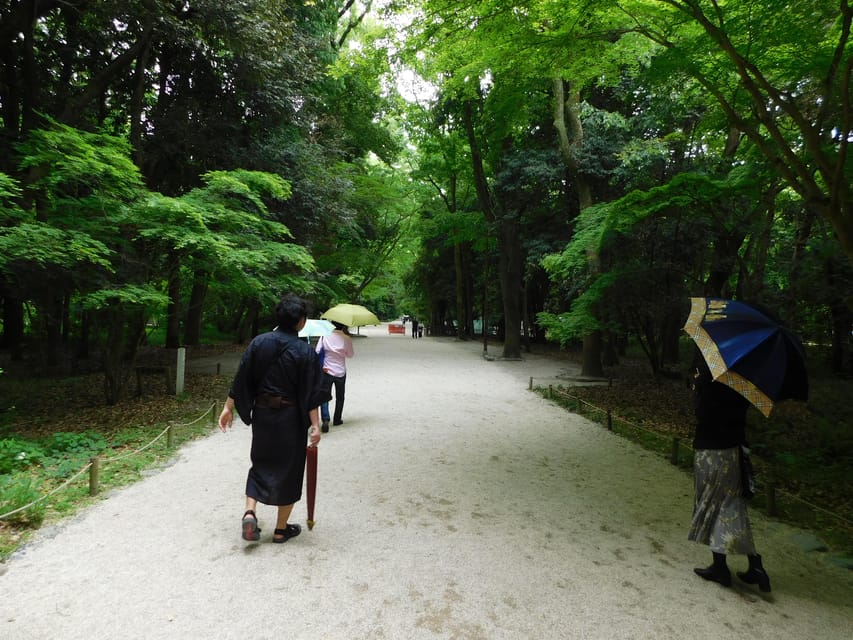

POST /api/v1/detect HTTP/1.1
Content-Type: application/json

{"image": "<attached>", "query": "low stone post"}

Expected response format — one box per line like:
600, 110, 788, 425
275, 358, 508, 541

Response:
175, 347, 186, 395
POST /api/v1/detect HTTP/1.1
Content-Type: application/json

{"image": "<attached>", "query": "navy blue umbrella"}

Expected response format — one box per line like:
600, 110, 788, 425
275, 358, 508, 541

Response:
683, 298, 808, 417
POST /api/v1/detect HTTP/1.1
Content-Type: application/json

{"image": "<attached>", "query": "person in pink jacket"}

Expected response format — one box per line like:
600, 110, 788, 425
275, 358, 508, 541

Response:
315, 322, 354, 431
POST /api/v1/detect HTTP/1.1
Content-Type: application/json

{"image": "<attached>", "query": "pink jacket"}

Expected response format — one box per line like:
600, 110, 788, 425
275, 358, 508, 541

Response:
316, 330, 354, 377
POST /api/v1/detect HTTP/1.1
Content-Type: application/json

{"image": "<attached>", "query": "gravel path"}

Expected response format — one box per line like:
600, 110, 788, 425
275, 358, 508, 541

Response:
1, 326, 851, 639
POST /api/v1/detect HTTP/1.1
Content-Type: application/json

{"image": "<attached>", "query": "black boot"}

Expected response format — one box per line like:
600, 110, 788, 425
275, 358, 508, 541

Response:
737, 554, 772, 592
694, 551, 732, 587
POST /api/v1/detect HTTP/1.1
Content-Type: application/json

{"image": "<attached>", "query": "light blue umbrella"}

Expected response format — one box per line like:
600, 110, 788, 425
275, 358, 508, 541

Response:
299, 318, 335, 339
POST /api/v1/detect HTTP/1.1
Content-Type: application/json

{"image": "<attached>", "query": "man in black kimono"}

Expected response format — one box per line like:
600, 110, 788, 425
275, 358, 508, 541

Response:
219, 293, 329, 543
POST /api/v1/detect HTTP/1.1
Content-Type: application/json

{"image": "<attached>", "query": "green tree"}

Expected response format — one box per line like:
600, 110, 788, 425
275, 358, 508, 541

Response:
622, 0, 853, 265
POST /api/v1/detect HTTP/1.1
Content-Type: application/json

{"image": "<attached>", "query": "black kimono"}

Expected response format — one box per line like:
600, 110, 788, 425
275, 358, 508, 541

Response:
230, 329, 329, 506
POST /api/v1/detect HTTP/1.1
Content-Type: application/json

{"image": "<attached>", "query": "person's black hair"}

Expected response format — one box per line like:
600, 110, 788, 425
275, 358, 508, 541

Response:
274, 293, 308, 332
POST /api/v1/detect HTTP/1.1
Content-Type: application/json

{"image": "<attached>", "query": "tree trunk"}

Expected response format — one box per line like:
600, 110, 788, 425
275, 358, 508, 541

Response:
454, 240, 466, 340
43, 295, 63, 367
553, 76, 603, 377
165, 263, 181, 349
829, 300, 852, 375
497, 220, 523, 359
461, 100, 523, 359
100, 308, 146, 405
183, 269, 208, 346
582, 332, 603, 378
76, 309, 90, 361
1, 294, 25, 360
237, 299, 261, 343
522, 278, 530, 353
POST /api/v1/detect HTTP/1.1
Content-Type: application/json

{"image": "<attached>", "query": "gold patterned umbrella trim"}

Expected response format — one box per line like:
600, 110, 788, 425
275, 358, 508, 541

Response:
683, 298, 775, 417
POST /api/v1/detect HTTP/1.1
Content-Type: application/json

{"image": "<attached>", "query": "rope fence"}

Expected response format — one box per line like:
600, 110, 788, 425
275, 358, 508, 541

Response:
0, 401, 218, 522
531, 379, 853, 539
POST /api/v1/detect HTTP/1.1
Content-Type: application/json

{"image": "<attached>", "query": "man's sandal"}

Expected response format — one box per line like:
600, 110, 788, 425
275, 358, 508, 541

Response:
241, 510, 261, 541
272, 523, 301, 543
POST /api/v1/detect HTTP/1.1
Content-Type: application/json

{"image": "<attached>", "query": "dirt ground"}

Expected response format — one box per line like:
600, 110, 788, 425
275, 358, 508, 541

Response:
1, 325, 850, 639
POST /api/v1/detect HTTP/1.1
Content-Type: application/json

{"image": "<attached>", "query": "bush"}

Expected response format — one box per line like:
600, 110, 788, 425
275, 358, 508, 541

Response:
0, 474, 45, 526
44, 430, 107, 456
41, 431, 108, 480
0, 437, 45, 474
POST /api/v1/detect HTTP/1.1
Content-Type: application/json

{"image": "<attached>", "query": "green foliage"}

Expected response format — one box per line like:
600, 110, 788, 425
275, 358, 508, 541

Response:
38, 431, 107, 480
18, 119, 144, 202
0, 438, 46, 474
0, 223, 114, 272
537, 272, 616, 344
0, 475, 45, 527
0, 430, 106, 476
44, 431, 107, 457
198, 170, 292, 216
0, 173, 24, 223
80, 286, 170, 311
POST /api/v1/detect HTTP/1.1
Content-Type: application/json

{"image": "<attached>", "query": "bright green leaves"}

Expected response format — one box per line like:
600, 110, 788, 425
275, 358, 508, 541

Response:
18, 120, 144, 203
3, 120, 316, 323
0, 224, 114, 272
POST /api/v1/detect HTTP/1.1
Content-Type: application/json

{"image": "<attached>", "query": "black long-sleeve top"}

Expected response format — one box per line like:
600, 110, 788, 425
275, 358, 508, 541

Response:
692, 376, 749, 450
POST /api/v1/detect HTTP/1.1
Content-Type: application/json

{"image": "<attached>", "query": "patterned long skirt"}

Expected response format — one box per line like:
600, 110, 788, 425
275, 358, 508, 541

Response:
688, 447, 756, 555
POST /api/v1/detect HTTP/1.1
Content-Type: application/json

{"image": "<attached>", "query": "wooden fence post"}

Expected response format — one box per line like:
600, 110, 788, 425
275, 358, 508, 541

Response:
606, 410, 613, 431
529, 376, 533, 390
89, 456, 100, 496
167, 424, 174, 448
670, 437, 680, 465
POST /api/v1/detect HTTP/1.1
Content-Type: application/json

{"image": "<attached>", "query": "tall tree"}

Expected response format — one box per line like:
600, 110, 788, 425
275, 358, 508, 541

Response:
623, 0, 853, 265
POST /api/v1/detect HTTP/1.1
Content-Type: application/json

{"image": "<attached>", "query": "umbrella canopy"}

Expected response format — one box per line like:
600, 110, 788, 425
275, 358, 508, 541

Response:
321, 303, 380, 327
683, 297, 808, 417
298, 318, 335, 338
306, 445, 317, 530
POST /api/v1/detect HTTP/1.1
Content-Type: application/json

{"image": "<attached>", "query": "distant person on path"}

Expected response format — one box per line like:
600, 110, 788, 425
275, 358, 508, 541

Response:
411, 318, 419, 339
688, 358, 772, 592
316, 321, 354, 431
218, 293, 328, 544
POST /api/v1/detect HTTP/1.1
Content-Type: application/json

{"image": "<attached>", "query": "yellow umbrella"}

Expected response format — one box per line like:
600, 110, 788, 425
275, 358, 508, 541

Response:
321, 303, 380, 327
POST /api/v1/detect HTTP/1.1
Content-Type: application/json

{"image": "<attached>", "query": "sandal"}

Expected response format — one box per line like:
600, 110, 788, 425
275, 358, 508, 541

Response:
241, 510, 261, 541
272, 523, 301, 543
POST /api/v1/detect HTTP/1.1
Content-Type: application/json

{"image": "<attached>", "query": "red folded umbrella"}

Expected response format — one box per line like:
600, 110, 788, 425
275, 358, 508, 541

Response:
306, 445, 317, 530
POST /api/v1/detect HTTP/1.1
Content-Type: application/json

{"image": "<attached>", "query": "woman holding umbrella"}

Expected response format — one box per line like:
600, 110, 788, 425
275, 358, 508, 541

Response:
315, 321, 354, 431
688, 358, 772, 592
684, 297, 808, 593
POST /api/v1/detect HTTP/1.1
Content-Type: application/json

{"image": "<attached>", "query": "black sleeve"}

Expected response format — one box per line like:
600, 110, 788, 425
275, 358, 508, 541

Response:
230, 339, 260, 425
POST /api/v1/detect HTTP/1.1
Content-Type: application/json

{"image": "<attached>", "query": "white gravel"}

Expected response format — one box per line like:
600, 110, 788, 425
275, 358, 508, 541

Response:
1, 325, 850, 639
